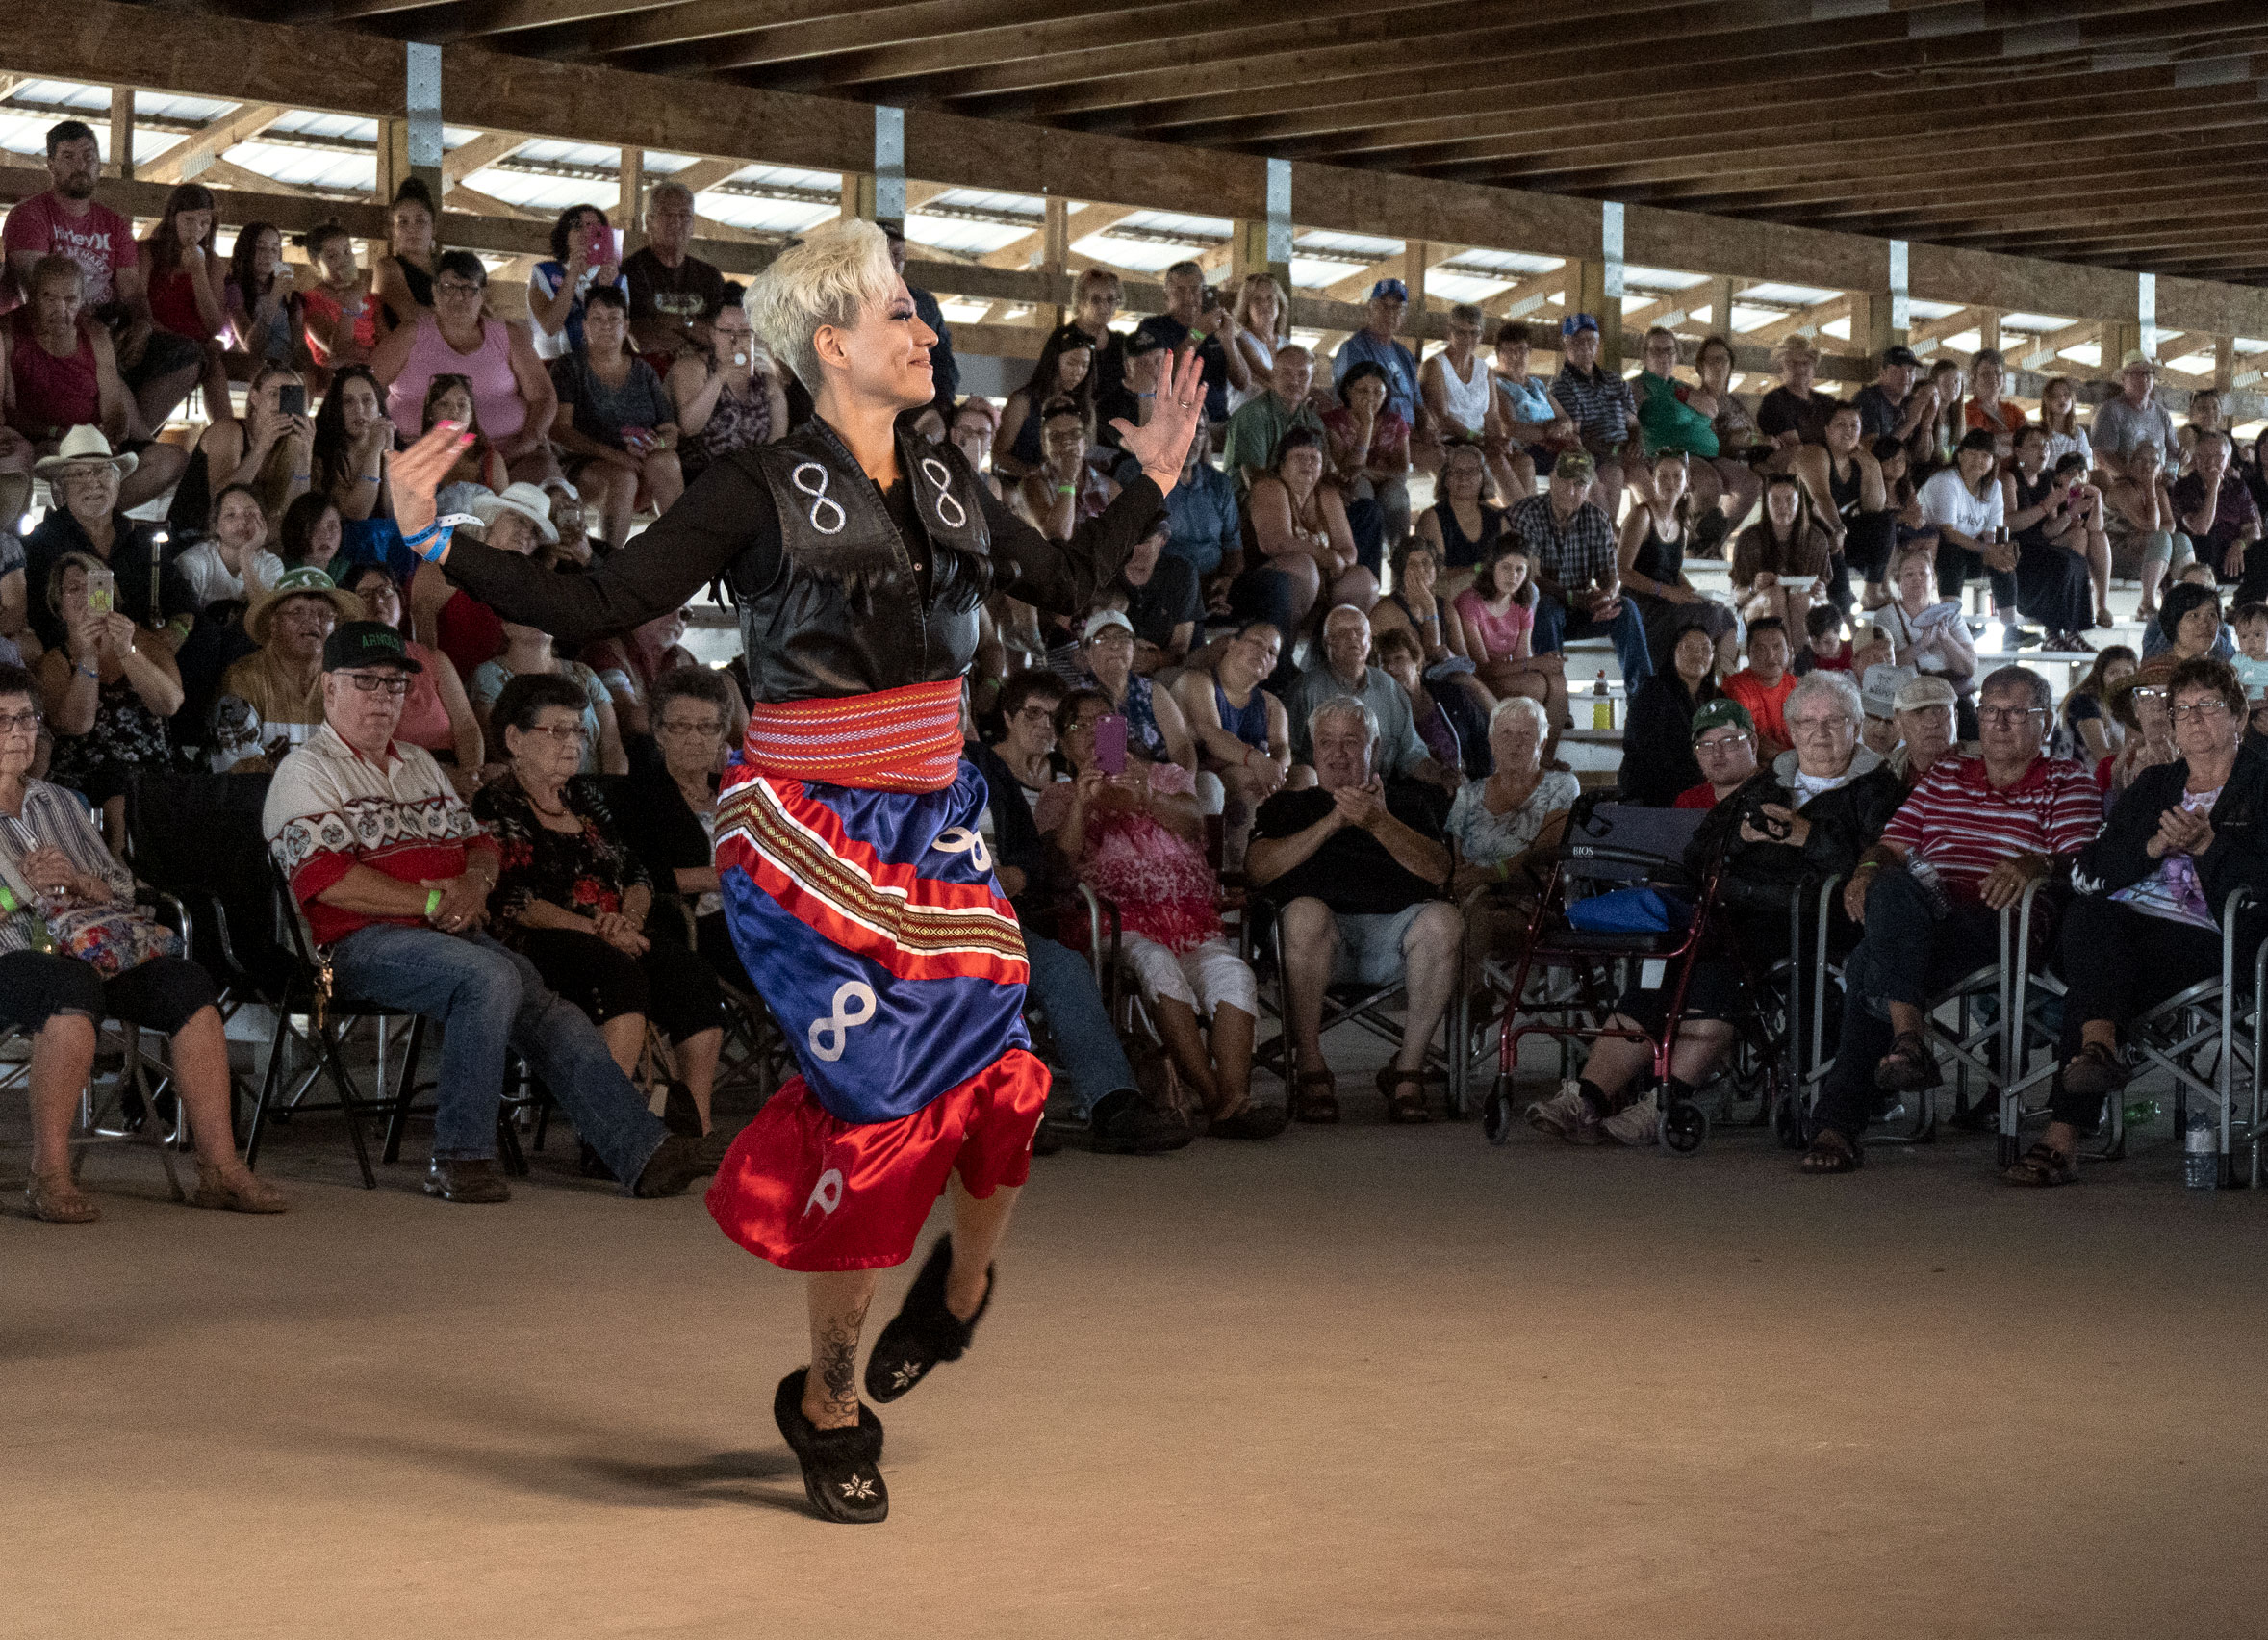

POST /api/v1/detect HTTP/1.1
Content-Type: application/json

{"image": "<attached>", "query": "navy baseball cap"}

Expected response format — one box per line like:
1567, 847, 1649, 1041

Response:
1562, 312, 1601, 336
1369, 278, 1409, 302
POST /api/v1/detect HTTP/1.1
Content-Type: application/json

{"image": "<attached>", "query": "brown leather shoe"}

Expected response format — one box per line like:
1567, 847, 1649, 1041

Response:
633, 1133, 702, 1198
424, 1158, 511, 1203
26, 1170, 99, 1224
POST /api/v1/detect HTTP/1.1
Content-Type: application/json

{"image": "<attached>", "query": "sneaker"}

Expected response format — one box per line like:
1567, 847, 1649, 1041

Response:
1208, 1101, 1290, 1140
1602, 1090, 1660, 1146
1524, 1080, 1593, 1140
1089, 1088, 1194, 1155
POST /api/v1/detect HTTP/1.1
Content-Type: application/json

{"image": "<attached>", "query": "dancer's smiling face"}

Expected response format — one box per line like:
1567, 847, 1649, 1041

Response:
813, 277, 937, 414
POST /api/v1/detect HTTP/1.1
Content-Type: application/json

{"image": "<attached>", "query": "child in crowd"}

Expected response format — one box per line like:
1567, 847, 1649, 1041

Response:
2232, 602, 2268, 701
1794, 603, 1851, 674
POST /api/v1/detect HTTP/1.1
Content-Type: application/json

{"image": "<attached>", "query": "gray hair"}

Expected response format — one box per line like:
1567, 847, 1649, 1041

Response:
1448, 302, 1485, 329
1979, 663, 2052, 719
648, 180, 696, 214
1307, 695, 1379, 748
1785, 670, 1862, 730
1488, 694, 1549, 738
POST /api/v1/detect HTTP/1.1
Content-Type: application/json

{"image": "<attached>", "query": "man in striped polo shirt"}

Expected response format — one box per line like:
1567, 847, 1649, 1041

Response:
1802, 666, 2102, 1173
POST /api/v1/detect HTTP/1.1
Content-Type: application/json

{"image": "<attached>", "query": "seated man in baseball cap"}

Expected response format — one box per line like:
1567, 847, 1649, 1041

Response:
263, 618, 704, 1205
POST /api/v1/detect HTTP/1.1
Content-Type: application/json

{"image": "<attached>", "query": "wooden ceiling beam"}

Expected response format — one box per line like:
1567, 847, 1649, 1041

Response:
1692, 157, 2268, 227
651, 0, 1410, 81
1543, 123, 2268, 208
1378, 73, 2268, 182
347, 0, 685, 37
530, 0, 1104, 63
1029, 0, 2244, 138
783, 0, 1882, 101
138, 102, 290, 185
440, 129, 531, 184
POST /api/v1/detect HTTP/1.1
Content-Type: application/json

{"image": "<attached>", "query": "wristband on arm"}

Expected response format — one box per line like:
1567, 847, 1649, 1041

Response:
424, 888, 444, 920
403, 513, 478, 564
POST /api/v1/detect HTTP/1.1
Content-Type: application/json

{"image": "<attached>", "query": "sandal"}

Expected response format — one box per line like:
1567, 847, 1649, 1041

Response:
1873, 1031, 1942, 1094
191, 1164, 288, 1215
1799, 1128, 1863, 1175
2000, 1141, 2077, 1188
1377, 1064, 1432, 1124
25, 1169, 99, 1224
2058, 1042, 2130, 1102
1292, 1068, 1339, 1124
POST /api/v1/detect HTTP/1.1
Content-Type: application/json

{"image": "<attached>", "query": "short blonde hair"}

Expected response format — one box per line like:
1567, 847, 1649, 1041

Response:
745, 218, 899, 392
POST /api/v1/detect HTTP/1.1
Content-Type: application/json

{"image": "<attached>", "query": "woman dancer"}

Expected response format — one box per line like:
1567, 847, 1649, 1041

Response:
381, 219, 1201, 1525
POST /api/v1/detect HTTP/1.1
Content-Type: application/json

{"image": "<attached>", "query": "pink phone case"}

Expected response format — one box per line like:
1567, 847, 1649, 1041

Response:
1094, 713, 1128, 775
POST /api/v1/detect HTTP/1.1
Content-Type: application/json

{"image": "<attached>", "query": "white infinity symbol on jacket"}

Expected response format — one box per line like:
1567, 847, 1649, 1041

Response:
791, 461, 847, 534
931, 826, 991, 872
807, 980, 877, 1062
919, 456, 967, 530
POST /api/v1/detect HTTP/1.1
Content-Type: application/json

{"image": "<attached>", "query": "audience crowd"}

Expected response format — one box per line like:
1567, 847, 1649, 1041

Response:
11, 114, 2268, 1224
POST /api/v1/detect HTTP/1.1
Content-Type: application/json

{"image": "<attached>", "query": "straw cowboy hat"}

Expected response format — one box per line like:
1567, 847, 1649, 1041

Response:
470, 482, 560, 544
245, 565, 365, 645
34, 424, 137, 481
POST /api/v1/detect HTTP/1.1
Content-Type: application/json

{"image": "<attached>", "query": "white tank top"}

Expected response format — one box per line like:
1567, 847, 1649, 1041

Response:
1438, 349, 1491, 434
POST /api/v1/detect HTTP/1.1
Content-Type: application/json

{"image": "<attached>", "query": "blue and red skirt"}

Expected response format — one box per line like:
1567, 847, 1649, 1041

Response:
703, 680, 1050, 1271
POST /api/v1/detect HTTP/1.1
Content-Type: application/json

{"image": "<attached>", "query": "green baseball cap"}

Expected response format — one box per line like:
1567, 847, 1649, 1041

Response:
1554, 449, 1596, 484
1690, 698, 1754, 743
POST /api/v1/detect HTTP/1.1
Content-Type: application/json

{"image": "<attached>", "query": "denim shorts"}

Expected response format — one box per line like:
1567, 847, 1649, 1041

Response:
1331, 903, 1428, 988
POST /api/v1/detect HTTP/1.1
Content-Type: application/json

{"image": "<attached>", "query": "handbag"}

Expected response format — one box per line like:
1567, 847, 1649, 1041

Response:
1564, 885, 1692, 935
43, 903, 179, 978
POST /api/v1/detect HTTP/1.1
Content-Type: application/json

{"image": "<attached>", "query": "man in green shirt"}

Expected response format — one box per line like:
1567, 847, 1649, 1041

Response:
1221, 344, 1325, 496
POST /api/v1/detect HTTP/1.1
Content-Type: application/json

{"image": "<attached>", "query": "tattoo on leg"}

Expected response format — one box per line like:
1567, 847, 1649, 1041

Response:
816, 1296, 870, 1417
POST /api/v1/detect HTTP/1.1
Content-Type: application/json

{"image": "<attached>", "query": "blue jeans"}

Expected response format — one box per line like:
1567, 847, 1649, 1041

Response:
1024, 933, 1135, 1121
1533, 592, 1654, 687
329, 924, 670, 1187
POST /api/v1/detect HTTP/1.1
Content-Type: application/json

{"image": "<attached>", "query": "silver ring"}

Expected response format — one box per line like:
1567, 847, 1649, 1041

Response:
1179, 399, 1193, 409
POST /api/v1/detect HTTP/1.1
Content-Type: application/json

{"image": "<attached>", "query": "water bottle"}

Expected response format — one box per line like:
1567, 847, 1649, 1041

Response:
2123, 1097, 2160, 1129
2184, 1103, 2218, 1190
0, 883, 54, 954
1592, 670, 1613, 730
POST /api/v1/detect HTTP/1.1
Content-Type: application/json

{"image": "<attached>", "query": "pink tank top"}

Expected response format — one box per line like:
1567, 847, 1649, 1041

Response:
1452, 586, 1534, 663
385, 312, 526, 444
7, 309, 99, 440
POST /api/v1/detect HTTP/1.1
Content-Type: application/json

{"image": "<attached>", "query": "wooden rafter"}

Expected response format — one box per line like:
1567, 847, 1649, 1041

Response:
139, 102, 288, 185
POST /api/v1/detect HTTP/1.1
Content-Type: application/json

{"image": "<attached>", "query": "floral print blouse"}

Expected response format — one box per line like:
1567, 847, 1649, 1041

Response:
1032, 760, 1221, 952
471, 771, 650, 932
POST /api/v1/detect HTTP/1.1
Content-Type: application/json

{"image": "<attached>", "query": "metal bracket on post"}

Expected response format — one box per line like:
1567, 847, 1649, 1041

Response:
874, 105, 905, 230
1600, 200, 1625, 362
2138, 272, 2157, 360
405, 42, 443, 205
1265, 157, 1293, 270
1888, 239, 1910, 335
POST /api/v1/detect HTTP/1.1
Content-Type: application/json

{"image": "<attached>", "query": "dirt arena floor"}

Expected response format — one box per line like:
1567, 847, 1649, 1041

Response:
8, 1089, 2266, 1639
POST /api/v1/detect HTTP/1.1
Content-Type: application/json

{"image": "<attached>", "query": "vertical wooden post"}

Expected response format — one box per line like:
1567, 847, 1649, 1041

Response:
2215, 335, 2236, 394
1854, 291, 1898, 365
841, 172, 877, 224
618, 146, 645, 255
1575, 259, 1620, 370
108, 87, 134, 181
1702, 276, 1735, 338
1040, 194, 1069, 326
2101, 320, 2142, 375
373, 117, 409, 204
1978, 311, 2001, 355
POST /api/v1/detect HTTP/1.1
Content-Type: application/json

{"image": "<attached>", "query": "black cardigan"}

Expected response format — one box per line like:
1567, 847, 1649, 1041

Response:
2073, 740, 2268, 930
1618, 672, 1712, 807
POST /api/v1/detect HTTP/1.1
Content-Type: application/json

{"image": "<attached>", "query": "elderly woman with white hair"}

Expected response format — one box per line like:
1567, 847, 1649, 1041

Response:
1527, 668, 1905, 1146
383, 218, 1207, 1524
1447, 693, 1577, 987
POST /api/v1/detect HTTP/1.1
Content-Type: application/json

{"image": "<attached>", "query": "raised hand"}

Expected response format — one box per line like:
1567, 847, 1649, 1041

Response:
387, 420, 474, 545
1112, 346, 1206, 499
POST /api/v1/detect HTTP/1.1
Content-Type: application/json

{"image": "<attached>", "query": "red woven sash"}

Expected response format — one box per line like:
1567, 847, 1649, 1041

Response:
738, 679, 965, 792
